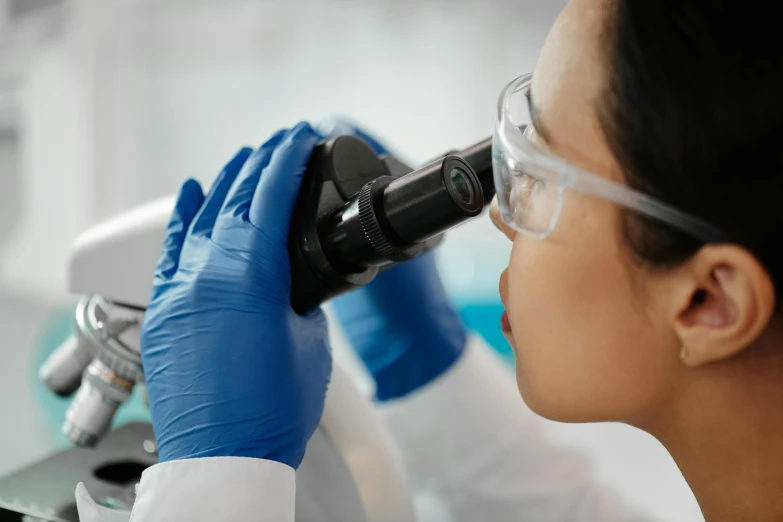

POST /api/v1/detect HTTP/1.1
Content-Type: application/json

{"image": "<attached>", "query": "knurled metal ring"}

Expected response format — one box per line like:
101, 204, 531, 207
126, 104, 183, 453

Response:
358, 180, 408, 262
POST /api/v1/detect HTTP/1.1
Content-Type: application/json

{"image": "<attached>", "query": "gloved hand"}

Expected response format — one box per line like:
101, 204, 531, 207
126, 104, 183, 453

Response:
320, 119, 467, 402
140, 122, 331, 469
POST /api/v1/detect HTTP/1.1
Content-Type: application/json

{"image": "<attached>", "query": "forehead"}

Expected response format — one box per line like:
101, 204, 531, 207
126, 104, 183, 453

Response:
530, 0, 621, 180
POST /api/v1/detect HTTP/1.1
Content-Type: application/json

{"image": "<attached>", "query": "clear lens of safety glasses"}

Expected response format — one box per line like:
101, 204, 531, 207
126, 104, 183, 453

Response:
492, 74, 564, 238
492, 73, 725, 243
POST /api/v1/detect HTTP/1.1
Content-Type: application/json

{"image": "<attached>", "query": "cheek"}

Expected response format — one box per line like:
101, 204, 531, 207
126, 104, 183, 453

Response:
505, 197, 669, 423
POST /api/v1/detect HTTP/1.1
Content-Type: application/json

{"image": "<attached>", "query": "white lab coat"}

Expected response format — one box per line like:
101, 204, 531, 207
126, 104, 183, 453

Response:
75, 338, 654, 521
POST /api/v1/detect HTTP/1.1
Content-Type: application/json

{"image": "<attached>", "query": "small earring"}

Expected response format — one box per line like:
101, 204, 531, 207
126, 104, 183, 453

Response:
680, 345, 688, 361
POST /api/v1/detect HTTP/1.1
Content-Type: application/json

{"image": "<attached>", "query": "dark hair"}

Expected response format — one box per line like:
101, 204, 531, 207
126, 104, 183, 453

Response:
599, 0, 782, 303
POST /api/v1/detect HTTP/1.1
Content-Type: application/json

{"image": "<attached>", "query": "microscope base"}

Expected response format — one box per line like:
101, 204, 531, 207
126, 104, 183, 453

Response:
0, 423, 157, 521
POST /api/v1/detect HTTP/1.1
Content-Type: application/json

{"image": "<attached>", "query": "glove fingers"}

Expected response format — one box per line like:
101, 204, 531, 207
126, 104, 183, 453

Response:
154, 178, 204, 281
248, 121, 319, 233
219, 130, 287, 223
189, 147, 253, 237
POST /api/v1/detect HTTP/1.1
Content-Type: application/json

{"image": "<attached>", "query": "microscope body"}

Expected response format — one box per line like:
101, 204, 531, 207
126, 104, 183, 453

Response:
34, 135, 493, 521
38, 192, 417, 522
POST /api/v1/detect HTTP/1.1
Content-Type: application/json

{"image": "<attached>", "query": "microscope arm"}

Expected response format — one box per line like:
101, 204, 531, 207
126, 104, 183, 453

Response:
69, 196, 176, 309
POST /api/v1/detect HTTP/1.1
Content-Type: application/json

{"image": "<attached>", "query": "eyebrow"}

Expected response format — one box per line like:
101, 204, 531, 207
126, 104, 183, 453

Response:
525, 88, 554, 145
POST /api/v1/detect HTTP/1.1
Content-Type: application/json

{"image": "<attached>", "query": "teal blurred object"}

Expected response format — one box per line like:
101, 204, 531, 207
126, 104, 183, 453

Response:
31, 306, 151, 449
457, 301, 515, 363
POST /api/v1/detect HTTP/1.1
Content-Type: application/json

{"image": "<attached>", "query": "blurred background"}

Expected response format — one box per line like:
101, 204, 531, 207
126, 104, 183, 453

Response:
0, 0, 702, 520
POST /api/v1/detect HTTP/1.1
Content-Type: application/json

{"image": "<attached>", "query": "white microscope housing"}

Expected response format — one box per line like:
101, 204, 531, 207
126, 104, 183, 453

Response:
38, 196, 417, 522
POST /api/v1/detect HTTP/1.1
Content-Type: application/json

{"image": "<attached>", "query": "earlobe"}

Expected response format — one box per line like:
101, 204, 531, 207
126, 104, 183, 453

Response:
672, 246, 775, 368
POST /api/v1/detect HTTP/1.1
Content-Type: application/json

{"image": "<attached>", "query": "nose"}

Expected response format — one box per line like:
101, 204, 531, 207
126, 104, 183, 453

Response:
489, 196, 516, 241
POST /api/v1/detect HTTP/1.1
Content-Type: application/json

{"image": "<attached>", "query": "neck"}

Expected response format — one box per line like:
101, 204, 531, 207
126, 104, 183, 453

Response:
647, 338, 783, 522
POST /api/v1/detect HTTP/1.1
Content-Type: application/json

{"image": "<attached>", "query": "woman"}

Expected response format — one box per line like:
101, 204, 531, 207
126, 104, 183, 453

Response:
77, 0, 782, 520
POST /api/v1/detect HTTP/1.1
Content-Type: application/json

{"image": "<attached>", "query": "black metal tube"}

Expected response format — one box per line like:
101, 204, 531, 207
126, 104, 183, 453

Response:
383, 156, 483, 244
289, 135, 493, 313
324, 155, 483, 271
457, 137, 494, 204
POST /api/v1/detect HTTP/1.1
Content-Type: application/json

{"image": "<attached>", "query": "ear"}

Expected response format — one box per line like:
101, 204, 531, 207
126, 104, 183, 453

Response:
672, 245, 776, 367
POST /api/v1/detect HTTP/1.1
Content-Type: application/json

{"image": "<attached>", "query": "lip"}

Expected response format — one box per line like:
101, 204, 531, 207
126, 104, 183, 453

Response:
498, 269, 512, 334
500, 310, 512, 333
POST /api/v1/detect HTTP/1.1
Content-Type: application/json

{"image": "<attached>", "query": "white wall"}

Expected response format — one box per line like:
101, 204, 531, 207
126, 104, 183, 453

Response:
0, 134, 18, 245
0, 0, 555, 304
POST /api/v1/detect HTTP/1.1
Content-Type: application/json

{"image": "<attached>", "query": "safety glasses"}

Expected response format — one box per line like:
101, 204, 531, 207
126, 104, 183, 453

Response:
492, 73, 724, 242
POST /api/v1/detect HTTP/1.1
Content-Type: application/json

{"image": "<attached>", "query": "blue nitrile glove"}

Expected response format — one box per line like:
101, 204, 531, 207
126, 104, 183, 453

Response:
320, 119, 467, 402
140, 122, 331, 469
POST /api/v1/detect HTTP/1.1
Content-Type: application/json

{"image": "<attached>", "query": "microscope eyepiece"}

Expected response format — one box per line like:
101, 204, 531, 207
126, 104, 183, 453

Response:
323, 155, 483, 276
449, 167, 476, 205
382, 155, 483, 245
288, 135, 492, 314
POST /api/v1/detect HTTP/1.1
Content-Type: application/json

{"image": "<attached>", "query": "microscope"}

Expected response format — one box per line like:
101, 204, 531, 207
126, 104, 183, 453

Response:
0, 134, 493, 521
